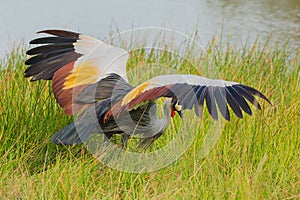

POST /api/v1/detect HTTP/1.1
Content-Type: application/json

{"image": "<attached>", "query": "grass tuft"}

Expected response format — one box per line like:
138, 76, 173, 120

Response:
0, 34, 299, 199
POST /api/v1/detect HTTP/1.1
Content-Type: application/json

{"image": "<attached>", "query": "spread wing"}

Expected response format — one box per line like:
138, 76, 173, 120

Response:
105, 74, 271, 121
25, 30, 129, 115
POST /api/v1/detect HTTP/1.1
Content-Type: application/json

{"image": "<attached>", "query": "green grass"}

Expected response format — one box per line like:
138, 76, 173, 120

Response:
0, 35, 299, 199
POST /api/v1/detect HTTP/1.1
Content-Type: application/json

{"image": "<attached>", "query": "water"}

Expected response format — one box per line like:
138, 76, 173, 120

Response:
0, 0, 299, 58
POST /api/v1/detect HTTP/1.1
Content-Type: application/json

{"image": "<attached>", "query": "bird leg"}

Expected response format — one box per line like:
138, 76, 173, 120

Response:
121, 133, 129, 149
100, 134, 111, 152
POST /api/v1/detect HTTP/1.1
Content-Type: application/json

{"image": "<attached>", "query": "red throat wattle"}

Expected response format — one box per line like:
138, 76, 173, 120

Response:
171, 108, 175, 117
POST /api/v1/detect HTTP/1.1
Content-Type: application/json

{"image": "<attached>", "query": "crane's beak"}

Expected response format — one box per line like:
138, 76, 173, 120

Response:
177, 110, 184, 120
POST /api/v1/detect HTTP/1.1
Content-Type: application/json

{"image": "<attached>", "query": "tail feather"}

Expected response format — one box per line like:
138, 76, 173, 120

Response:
52, 120, 97, 145
52, 99, 112, 145
52, 122, 85, 145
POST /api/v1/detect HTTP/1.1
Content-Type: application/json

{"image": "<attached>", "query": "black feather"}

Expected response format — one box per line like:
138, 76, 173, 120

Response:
194, 86, 206, 117
195, 86, 206, 99
25, 51, 78, 75
30, 37, 77, 44
225, 87, 243, 119
205, 86, 218, 120
227, 86, 252, 116
26, 43, 74, 55
38, 30, 80, 38
25, 48, 73, 65
25, 30, 82, 80
215, 87, 230, 121
233, 85, 261, 110
27, 52, 81, 81
238, 84, 272, 105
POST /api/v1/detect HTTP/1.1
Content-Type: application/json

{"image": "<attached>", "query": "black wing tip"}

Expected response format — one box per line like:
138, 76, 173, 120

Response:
51, 128, 83, 145
224, 114, 230, 121
238, 84, 272, 106
210, 112, 230, 121
52, 136, 63, 145
23, 70, 32, 79
37, 30, 52, 34
26, 49, 34, 55
51, 136, 74, 145
29, 29, 80, 45
24, 72, 30, 78
37, 29, 80, 38
30, 77, 38, 82
25, 29, 82, 81
29, 39, 40, 45
24, 59, 30, 65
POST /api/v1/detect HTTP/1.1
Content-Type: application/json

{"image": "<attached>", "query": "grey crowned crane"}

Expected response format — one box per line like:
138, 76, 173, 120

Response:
25, 30, 271, 147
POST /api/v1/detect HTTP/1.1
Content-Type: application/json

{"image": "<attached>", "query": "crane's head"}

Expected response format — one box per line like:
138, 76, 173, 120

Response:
171, 99, 184, 119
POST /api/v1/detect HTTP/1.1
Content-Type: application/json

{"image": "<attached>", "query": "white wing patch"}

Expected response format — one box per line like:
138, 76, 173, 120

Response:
74, 35, 103, 55
149, 74, 238, 87
67, 34, 129, 88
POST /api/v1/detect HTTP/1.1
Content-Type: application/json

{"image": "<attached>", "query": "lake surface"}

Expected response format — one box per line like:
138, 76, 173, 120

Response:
0, 0, 299, 58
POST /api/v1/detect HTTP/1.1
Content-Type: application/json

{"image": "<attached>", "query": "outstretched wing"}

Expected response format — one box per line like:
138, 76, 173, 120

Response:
105, 74, 271, 121
25, 30, 129, 115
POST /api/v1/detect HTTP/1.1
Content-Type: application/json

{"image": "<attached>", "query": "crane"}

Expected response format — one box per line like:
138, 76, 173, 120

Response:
25, 30, 271, 147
